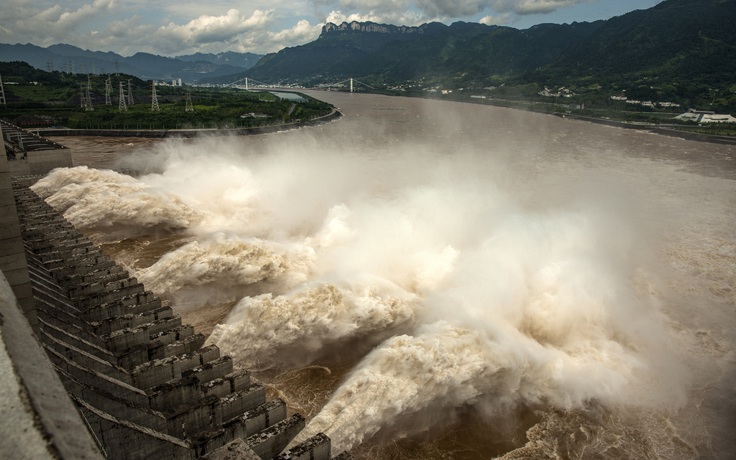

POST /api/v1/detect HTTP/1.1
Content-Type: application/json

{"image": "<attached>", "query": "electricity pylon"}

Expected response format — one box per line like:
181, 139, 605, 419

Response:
185, 89, 194, 112
118, 81, 127, 112
151, 81, 160, 112
127, 79, 134, 106
84, 75, 94, 111
105, 76, 112, 106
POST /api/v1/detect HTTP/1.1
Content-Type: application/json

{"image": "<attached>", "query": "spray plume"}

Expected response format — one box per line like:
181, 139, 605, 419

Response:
34, 131, 690, 454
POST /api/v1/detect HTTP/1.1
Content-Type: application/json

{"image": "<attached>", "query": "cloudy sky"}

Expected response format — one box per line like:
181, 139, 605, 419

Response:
1, 0, 661, 56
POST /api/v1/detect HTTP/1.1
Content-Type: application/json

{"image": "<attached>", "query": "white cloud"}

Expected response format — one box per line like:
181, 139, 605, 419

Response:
325, 9, 426, 26
415, 0, 486, 18
1, 0, 119, 47
479, 13, 512, 25
489, 0, 589, 15
270, 19, 320, 43
318, 0, 589, 23
55, 0, 116, 27
156, 9, 273, 46
219, 19, 323, 54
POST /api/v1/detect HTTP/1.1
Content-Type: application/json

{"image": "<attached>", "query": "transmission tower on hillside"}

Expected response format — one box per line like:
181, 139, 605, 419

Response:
185, 89, 194, 112
118, 81, 127, 112
79, 85, 86, 109
127, 79, 134, 106
105, 76, 112, 105
151, 81, 160, 112
84, 75, 94, 111
0, 74, 6, 106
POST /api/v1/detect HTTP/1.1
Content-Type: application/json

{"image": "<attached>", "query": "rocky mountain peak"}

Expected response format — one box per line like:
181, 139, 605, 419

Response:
321, 21, 427, 36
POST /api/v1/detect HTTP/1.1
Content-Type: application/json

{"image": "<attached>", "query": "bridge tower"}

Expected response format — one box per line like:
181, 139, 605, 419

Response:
245, 77, 249, 91
350, 78, 354, 93
0, 74, 5, 106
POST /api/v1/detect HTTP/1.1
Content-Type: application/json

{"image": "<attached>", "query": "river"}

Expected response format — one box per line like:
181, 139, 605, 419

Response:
39, 91, 735, 459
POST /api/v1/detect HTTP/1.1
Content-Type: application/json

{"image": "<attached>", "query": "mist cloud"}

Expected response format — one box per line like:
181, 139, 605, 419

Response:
34, 108, 692, 455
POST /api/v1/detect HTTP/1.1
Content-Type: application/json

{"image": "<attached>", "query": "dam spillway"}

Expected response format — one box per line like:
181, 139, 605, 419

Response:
0, 126, 348, 459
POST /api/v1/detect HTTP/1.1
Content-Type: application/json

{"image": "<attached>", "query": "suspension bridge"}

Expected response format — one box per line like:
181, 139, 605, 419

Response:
224, 76, 376, 93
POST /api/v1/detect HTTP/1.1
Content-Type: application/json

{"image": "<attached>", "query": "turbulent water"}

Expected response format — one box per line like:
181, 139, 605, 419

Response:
39, 92, 735, 459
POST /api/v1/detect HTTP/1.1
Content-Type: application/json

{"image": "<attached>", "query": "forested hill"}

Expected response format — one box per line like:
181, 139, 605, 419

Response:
243, 0, 736, 93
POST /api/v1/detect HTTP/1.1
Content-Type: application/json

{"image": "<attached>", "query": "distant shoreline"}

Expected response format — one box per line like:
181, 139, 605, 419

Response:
552, 112, 736, 146
391, 91, 736, 146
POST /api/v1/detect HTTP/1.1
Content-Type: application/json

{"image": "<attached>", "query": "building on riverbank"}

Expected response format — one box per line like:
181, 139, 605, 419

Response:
675, 109, 736, 123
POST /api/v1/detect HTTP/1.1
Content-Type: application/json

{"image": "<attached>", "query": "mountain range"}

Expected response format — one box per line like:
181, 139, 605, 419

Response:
241, 0, 735, 96
0, 43, 262, 83
1, 0, 734, 103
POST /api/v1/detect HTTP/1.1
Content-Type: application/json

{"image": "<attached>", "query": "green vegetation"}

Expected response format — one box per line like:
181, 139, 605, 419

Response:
0, 61, 334, 130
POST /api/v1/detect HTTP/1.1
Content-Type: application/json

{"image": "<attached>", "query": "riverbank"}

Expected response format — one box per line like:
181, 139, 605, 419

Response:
33, 108, 342, 139
408, 91, 736, 146
552, 112, 736, 146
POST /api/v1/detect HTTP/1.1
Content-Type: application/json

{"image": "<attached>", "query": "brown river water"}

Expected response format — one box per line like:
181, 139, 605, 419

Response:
37, 91, 735, 459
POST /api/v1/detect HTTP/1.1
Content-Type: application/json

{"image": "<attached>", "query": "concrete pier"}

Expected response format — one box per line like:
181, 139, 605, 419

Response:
2, 119, 73, 175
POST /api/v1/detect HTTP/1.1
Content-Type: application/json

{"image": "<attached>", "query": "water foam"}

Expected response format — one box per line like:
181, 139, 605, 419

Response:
136, 232, 314, 299
35, 133, 693, 456
31, 166, 200, 231
208, 279, 418, 368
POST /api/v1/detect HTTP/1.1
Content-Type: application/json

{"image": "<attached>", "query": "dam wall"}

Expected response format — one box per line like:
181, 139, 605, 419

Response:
2, 119, 73, 175
0, 126, 350, 459
0, 151, 35, 328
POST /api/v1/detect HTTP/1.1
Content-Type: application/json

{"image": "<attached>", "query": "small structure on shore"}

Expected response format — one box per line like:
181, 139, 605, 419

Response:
675, 109, 736, 123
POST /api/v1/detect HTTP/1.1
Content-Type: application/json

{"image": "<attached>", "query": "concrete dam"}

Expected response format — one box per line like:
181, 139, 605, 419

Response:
0, 121, 349, 460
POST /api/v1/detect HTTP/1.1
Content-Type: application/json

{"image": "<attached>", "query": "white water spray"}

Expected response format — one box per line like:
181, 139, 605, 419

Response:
34, 121, 698, 457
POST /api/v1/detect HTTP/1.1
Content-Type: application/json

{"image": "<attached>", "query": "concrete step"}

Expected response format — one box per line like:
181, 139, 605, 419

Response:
276, 433, 331, 460
104, 316, 184, 354
130, 345, 222, 390
56, 266, 130, 290
247, 414, 305, 460
117, 329, 205, 369
81, 295, 163, 323
90, 306, 174, 336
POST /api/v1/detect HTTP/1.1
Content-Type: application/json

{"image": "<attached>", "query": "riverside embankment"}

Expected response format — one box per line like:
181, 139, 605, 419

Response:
552, 112, 736, 145
34, 108, 342, 139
